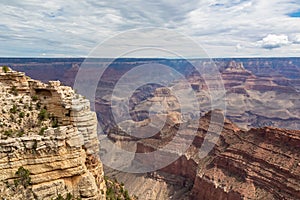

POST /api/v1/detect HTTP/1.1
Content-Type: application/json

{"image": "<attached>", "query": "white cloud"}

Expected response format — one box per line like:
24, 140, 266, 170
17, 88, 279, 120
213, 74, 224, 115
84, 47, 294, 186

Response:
0, 0, 300, 57
236, 43, 243, 51
257, 34, 290, 49
291, 34, 300, 44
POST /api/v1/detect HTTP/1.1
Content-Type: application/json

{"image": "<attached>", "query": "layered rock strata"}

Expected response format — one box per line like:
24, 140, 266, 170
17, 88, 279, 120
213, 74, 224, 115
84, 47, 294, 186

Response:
6, 58, 300, 131
112, 110, 300, 199
0, 68, 106, 199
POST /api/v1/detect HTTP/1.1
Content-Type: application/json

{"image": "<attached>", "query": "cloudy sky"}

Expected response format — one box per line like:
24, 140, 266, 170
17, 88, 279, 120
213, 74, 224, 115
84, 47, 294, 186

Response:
0, 0, 300, 58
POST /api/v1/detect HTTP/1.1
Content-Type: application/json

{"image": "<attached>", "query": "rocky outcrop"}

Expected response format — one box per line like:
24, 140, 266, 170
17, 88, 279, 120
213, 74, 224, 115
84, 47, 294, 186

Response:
0, 68, 106, 199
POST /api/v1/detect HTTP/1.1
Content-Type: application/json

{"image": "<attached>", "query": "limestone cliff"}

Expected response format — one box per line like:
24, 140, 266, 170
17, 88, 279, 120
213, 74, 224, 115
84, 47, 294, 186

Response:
0, 67, 106, 199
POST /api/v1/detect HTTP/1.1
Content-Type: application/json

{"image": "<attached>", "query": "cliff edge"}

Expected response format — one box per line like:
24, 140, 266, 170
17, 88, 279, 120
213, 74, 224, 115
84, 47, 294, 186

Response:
0, 67, 106, 199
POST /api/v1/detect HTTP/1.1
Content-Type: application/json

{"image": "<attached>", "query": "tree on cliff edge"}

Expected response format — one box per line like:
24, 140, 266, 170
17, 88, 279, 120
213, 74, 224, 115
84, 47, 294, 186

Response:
2, 66, 9, 73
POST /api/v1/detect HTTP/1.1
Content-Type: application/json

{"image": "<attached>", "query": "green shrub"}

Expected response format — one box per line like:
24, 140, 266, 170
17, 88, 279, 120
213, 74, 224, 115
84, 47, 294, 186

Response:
106, 187, 115, 197
38, 109, 48, 121
17, 130, 25, 137
10, 104, 17, 114
53, 194, 64, 200
52, 117, 59, 128
4, 130, 13, 137
32, 95, 38, 101
39, 127, 48, 135
19, 112, 25, 118
65, 193, 73, 200
2, 66, 9, 73
124, 190, 130, 200
11, 86, 18, 96
14, 167, 31, 188
104, 176, 133, 200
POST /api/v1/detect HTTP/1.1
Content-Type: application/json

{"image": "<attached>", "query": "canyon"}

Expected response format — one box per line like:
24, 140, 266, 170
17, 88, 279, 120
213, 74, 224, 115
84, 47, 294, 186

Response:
3, 58, 298, 131
0, 58, 299, 199
107, 110, 300, 199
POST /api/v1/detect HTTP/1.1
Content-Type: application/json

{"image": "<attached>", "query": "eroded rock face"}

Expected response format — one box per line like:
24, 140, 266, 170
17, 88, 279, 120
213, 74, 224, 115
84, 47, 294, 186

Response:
92, 59, 299, 132
187, 61, 299, 130
0, 68, 106, 199
125, 111, 300, 200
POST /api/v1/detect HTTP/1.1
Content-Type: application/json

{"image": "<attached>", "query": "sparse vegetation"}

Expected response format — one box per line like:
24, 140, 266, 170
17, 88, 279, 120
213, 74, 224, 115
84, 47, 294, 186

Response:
105, 176, 133, 200
10, 86, 18, 96
10, 114, 15, 121
14, 167, 31, 188
0, 69, 69, 141
0, 95, 58, 138
19, 112, 25, 118
0, 96, 59, 139
31, 95, 38, 101
4, 129, 13, 137
17, 129, 25, 137
10, 104, 17, 114
2, 66, 9, 73
38, 108, 49, 121
52, 117, 59, 128
39, 126, 48, 135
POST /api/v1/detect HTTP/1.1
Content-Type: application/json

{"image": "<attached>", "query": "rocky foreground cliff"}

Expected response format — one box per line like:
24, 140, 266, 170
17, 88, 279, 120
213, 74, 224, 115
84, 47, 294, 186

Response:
108, 110, 300, 200
0, 67, 106, 199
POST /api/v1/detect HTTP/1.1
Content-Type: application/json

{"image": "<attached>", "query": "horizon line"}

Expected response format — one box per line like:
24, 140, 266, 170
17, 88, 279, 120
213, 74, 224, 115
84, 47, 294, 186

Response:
0, 56, 300, 60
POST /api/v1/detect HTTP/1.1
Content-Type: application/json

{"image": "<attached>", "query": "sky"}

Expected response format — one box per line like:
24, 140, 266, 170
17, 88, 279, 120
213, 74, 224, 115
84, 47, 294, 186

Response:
0, 0, 300, 58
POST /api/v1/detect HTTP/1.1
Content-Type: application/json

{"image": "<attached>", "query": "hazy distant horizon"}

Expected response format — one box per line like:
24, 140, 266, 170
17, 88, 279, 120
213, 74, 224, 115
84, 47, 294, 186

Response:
1, 56, 300, 60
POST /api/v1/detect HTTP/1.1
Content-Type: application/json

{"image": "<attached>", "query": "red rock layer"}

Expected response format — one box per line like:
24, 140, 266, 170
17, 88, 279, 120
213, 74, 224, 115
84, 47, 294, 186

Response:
135, 111, 300, 199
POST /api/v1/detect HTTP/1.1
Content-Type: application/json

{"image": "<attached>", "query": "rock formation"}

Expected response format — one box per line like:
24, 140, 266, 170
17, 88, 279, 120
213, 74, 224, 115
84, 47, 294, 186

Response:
108, 110, 300, 200
3, 59, 300, 199
5, 58, 300, 131
0, 67, 106, 199
187, 61, 299, 130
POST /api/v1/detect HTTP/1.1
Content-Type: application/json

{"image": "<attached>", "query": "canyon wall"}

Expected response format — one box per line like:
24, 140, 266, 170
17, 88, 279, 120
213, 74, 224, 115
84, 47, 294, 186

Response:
0, 68, 106, 199
116, 110, 300, 199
